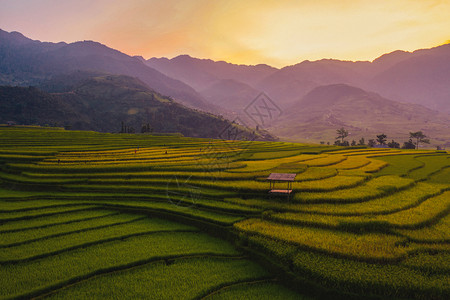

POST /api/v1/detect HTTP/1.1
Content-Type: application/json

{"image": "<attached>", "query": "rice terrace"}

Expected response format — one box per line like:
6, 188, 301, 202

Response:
0, 126, 448, 299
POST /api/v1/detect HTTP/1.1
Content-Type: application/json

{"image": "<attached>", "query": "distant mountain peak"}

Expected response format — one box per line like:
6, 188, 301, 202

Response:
147, 54, 278, 94
372, 50, 412, 67
132, 55, 146, 62
66, 40, 115, 52
297, 83, 370, 107
0, 28, 34, 45
173, 54, 194, 60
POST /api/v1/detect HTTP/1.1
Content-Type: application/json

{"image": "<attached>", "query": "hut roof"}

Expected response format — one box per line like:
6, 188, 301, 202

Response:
267, 173, 296, 181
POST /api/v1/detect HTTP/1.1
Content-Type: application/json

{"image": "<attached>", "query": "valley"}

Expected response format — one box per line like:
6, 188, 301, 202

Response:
1, 29, 449, 146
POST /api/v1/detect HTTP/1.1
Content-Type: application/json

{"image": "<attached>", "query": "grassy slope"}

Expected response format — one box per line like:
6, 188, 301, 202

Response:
0, 126, 448, 299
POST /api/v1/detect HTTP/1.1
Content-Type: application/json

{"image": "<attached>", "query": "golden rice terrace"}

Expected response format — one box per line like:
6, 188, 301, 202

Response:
0, 126, 449, 299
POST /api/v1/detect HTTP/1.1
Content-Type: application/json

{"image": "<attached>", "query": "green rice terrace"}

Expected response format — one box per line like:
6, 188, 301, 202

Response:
0, 126, 449, 300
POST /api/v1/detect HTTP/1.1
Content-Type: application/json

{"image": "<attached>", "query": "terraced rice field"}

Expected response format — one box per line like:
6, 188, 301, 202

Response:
0, 126, 449, 299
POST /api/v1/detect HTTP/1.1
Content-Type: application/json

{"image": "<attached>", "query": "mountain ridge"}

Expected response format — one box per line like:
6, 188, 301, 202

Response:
147, 54, 278, 91
147, 43, 450, 114
0, 29, 214, 112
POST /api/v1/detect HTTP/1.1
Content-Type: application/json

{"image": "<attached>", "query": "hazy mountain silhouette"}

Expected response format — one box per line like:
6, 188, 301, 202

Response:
147, 55, 277, 114
369, 50, 412, 75
0, 29, 212, 111
270, 84, 450, 146
255, 59, 370, 107
147, 44, 450, 115
200, 79, 260, 112
255, 44, 450, 113
147, 55, 277, 91
370, 44, 450, 112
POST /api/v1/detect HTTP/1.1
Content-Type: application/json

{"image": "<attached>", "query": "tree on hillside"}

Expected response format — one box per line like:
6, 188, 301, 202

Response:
376, 133, 387, 145
334, 140, 349, 146
141, 123, 153, 133
368, 139, 376, 147
336, 127, 348, 145
351, 140, 356, 146
358, 137, 365, 145
409, 131, 430, 149
402, 139, 416, 149
387, 140, 400, 148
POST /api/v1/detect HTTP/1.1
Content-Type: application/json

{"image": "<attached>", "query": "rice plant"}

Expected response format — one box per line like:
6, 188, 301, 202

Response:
235, 218, 407, 260
294, 175, 414, 203
0, 232, 240, 299
45, 258, 271, 300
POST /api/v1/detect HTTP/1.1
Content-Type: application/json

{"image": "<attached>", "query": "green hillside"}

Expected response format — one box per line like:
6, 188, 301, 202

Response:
0, 74, 274, 140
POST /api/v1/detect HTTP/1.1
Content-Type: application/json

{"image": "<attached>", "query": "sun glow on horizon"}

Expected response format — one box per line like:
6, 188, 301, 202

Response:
0, 0, 449, 67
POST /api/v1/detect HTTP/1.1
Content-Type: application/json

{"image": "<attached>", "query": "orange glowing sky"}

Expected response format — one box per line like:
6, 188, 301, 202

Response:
0, 0, 449, 67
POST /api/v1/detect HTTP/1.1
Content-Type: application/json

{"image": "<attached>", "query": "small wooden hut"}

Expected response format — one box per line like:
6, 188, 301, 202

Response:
267, 173, 296, 200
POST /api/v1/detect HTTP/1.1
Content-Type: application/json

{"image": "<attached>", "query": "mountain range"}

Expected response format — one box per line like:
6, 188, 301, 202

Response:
1, 29, 449, 146
0, 29, 212, 111
148, 44, 450, 114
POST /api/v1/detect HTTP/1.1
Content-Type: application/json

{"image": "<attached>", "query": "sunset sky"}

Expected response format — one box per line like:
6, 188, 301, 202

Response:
0, 0, 449, 67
